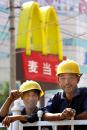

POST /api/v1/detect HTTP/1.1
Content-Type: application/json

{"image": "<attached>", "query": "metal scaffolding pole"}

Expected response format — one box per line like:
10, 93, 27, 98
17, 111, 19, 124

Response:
9, 0, 16, 90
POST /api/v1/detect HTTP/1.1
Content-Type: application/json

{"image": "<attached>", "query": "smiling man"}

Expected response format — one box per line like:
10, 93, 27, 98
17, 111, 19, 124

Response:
43, 59, 87, 130
2, 80, 43, 129
2, 80, 52, 130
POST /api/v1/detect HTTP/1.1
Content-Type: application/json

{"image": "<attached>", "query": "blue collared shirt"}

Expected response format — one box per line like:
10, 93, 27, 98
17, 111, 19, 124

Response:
44, 87, 87, 130
45, 87, 87, 115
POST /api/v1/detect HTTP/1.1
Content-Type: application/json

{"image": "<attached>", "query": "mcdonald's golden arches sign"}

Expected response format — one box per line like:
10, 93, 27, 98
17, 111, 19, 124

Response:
16, 1, 66, 83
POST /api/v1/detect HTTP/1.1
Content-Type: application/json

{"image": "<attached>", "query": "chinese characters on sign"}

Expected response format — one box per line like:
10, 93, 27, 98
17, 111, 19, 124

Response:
21, 51, 66, 83
28, 60, 38, 73
43, 63, 52, 76
28, 61, 52, 75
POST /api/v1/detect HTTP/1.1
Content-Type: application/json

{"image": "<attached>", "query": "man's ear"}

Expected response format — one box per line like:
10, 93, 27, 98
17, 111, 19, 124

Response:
38, 96, 40, 100
21, 93, 24, 99
77, 76, 80, 83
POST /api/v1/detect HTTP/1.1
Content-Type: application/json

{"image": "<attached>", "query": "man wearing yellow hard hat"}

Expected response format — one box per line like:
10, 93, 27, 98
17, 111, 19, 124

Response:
1, 81, 43, 128
43, 59, 87, 130
2, 80, 52, 130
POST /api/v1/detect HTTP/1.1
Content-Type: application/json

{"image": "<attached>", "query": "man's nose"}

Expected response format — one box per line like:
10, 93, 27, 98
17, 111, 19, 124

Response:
65, 78, 70, 83
28, 96, 34, 100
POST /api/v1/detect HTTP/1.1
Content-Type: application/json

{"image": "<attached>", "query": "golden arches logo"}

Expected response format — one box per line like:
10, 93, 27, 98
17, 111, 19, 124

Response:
16, 1, 63, 60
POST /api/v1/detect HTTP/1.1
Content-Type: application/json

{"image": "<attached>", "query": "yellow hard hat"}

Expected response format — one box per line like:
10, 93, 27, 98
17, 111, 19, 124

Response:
56, 59, 81, 76
19, 80, 44, 97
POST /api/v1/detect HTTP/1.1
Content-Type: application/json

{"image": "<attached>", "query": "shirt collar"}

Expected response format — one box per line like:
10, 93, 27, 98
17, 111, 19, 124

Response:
21, 106, 38, 115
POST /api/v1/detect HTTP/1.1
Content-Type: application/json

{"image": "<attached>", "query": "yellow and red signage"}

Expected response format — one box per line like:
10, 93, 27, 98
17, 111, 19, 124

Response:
18, 51, 66, 83
16, 1, 66, 83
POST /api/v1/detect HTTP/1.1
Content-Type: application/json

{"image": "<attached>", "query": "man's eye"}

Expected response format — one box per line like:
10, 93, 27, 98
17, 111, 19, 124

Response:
60, 78, 65, 80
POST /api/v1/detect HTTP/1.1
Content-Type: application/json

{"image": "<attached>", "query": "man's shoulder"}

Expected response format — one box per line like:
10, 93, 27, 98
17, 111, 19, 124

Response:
78, 87, 87, 94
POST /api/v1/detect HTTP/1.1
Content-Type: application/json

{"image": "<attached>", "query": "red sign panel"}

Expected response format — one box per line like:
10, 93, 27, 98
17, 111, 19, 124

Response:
21, 51, 66, 83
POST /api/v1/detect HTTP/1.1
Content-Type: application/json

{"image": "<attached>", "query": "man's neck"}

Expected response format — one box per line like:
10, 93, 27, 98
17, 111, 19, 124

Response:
66, 93, 73, 101
25, 106, 37, 115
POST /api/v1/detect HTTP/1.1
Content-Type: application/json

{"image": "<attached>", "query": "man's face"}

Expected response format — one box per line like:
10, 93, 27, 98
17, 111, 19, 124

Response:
22, 90, 39, 109
58, 73, 80, 94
